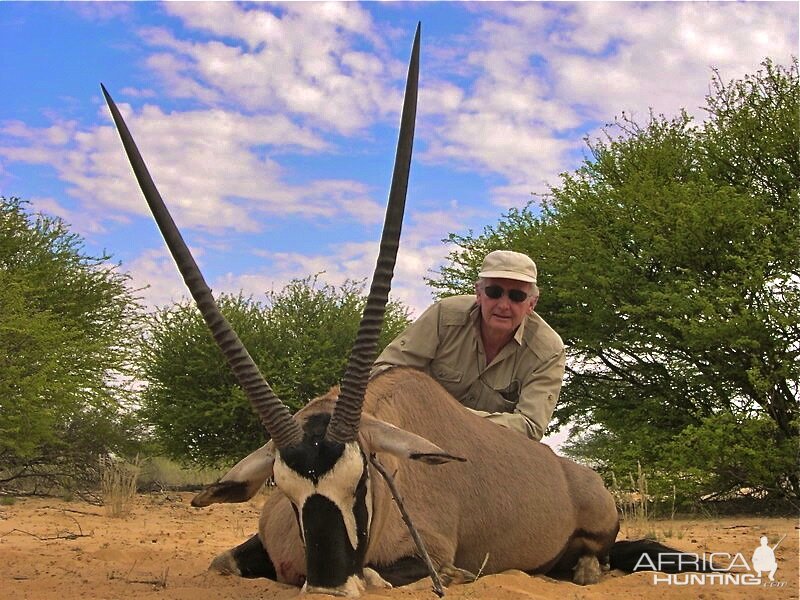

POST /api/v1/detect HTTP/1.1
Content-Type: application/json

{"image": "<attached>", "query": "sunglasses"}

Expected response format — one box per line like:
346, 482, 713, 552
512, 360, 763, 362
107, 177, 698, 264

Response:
482, 285, 530, 303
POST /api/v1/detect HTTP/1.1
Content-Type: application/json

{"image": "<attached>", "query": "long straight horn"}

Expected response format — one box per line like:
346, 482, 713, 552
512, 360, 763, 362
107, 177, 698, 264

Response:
326, 24, 420, 445
101, 85, 303, 450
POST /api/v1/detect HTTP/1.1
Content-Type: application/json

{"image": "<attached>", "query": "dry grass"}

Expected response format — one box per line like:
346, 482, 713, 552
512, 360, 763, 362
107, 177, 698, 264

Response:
611, 461, 654, 539
611, 462, 683, 542
100, 455, 140, 518
137, 456, 226, 492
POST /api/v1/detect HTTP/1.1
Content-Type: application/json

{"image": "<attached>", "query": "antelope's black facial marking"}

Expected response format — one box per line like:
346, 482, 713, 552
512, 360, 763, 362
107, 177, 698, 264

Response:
302, 459, 369, 588
303, 495, 351, 587
279, 413, 345, 483
272, 412, 372, 593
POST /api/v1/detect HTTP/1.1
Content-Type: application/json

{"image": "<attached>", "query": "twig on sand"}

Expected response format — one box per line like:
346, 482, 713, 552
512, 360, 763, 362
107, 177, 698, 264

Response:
108, 566, 169, 589
41, 506, 102, 517
0, 509, 91, 541
0, 527, 91, 541
63, 512, 86, 537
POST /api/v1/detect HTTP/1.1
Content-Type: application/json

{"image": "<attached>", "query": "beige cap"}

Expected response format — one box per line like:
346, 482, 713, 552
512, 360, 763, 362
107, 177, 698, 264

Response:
478, 250, 537, 283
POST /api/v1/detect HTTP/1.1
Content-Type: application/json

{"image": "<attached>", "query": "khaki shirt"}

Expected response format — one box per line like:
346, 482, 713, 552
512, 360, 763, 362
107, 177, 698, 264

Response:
372, 295, 565, 440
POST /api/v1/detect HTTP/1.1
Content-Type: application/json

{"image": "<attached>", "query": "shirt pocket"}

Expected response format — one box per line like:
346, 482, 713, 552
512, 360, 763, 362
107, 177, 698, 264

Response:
473, 379, 520, 413
431, 362, 463, 383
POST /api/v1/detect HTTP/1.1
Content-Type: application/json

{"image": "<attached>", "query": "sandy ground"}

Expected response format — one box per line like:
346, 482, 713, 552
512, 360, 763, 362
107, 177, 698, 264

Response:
0, 492, 796, 600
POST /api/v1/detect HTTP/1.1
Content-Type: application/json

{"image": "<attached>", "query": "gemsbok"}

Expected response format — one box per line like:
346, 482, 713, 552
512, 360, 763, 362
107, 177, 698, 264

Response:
104, 24, 707, 598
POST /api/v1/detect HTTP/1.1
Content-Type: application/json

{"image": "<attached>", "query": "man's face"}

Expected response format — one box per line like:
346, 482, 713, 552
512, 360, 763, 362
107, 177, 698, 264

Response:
476, 278, 538, 339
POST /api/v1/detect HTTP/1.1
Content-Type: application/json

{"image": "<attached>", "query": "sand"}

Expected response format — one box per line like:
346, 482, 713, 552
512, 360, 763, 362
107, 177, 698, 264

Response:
1, 492, 796, 600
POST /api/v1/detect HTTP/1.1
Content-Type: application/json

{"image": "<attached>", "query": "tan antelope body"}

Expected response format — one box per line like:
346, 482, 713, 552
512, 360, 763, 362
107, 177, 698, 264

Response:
200, 367, 619, 590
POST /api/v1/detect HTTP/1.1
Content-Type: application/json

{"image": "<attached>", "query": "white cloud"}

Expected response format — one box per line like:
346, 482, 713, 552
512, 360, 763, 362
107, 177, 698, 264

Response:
489, 183, 548, 212
218, 239, 444, 319
27, 195, 112, 236
120, 87, 157, 99
422, 1, 797, 212
68, 2, 131, 22
127, 250, 183, 308
125, 246, 200, 309
526, 2, 796, 122
0, 102, 390, 233
207, 201, 483, 318
419, 80, 465, 116
140, 3, 403, 134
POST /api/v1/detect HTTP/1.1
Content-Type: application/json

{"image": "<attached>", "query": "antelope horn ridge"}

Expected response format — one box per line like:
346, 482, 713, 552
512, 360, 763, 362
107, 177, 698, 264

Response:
326, 23, 420, 444
101, 85, 303, 450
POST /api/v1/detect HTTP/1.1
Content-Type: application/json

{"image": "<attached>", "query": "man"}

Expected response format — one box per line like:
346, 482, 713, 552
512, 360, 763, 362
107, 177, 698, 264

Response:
372, 250, 565, 441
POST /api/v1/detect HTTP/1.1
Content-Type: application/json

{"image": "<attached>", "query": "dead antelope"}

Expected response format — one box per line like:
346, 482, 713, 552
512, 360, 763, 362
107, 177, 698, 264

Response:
104, 24, 707, 597
193, 370, 622, 592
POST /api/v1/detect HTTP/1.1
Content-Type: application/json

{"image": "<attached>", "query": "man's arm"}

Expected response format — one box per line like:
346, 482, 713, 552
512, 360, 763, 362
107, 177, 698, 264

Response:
371, 302, 442, 378
467, 348, 566, 441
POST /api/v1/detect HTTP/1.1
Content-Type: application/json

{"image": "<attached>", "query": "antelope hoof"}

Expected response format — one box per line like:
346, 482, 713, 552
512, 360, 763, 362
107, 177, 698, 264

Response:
572, 555, 602, 585
209, 551, 240, 576
302, 582, 353, 597
302, 571, 390, 598
438, 564, 477, 586
364, 567, 392, 589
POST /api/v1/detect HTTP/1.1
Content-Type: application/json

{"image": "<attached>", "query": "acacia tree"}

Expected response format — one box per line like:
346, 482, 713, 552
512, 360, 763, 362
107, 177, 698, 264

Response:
139, 277, 411, 466
431, 59, 799, 505
0, 197, 143, 496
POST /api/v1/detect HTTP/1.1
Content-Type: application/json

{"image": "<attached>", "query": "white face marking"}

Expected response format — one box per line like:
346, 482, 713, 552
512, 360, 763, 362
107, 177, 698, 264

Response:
273, 441, 369, 551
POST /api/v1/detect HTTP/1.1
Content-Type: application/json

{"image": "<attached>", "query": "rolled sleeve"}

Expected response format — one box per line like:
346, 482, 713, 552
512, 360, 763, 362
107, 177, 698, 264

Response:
467, 409, 538, 439
516, 347, 566, 440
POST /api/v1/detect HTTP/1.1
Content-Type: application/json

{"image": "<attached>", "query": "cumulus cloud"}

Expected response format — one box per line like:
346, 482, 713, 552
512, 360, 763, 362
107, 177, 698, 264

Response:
0, 102, 388, 233
67, 2, 131, 22
217, 240, 444, 319
141, 3, 404, 134
208, 201, 481, 317
27, 195, 112, 236
124, 247, 189, 309
543, 2, 797, 120
422, 2, 798, 211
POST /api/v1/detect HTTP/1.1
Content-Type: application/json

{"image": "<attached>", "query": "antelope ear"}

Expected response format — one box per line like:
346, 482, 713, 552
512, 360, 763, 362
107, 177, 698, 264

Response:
191, 441, 276, 507
359, 414, 466, 465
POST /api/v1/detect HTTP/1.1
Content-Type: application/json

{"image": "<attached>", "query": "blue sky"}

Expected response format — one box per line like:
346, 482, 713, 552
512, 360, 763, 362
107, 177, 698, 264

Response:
1, 1, 797, 318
